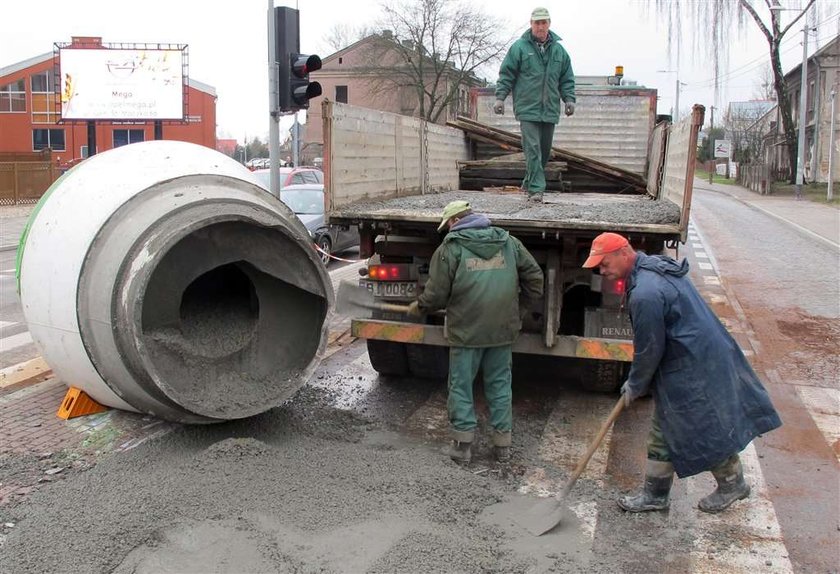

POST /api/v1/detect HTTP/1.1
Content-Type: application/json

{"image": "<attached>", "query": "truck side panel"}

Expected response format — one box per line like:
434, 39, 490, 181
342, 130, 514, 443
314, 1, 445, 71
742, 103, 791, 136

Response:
323, 101, 469, 211
470, 86, 657, 176
660, 105, 705, 242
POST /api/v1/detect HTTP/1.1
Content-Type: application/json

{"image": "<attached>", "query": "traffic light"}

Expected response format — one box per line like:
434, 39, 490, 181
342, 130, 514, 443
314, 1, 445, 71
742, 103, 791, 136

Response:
289, 53, 322, 110
274, 7, 321, 113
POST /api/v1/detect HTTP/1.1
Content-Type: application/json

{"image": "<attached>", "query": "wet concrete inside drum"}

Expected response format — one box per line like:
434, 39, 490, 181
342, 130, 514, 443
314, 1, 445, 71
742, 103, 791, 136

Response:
140, 221, 327, 420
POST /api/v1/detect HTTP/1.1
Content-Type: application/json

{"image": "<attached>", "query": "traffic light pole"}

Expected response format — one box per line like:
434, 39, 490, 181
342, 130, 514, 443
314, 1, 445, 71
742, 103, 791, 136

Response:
267, 0, 281, 198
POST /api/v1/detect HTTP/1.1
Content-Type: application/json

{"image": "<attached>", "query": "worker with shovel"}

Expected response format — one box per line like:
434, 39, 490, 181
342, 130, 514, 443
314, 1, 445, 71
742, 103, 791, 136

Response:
582, 232, 781, 513
407, 200, 543, 464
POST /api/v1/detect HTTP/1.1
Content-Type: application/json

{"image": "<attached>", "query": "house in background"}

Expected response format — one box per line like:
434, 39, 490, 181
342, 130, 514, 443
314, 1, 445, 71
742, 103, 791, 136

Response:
0, 36, 217, 169
304, 31, 486, 153
752, 34, 839, 184
723, 99, 775, 163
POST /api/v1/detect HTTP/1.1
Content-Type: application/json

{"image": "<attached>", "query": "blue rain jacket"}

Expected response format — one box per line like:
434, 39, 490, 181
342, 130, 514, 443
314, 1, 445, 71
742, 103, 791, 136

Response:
625, 253, 781, 478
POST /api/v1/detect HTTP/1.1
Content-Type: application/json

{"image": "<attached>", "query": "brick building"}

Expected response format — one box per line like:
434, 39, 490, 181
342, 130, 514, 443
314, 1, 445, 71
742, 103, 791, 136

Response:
0, 37, 217, 168
304, 32, 485, 150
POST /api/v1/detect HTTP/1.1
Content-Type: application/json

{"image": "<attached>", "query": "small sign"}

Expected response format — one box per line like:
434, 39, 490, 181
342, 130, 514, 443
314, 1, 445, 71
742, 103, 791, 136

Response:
714, 139, 731, 158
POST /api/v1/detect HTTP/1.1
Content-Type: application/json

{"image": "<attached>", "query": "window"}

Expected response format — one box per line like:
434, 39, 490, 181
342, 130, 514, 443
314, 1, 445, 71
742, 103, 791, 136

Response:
32, 129, 65, 151
335, 85, 348, 103
0, 79, 25, 112
113, 129, 145, 147
30, 71, 57, 123
30, 71, 54, 93
300, 171, 320, 184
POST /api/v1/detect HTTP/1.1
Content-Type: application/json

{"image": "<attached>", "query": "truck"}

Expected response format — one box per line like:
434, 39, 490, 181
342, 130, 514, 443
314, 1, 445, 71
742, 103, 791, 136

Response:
322, 86, 704, 391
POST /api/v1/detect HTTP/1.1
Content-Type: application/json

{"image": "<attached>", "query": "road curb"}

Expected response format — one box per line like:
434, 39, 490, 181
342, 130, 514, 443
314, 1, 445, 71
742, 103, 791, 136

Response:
695, 184, 839, 251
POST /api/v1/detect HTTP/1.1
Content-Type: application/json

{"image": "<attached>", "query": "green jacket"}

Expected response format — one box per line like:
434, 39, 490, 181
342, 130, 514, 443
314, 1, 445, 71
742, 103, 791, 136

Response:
495, 30, 576, 124
418, 224, 544, 347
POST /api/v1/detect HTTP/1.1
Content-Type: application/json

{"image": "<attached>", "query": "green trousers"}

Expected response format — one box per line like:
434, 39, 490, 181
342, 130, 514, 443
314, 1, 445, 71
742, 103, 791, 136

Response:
520, 120, 556, 193
448, 345, 513, 446
647, 410, 738, 473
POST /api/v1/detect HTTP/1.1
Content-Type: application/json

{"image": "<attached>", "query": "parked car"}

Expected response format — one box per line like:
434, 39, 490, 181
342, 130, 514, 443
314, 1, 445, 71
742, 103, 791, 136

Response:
271, 183, 359, 265
252, 167, 323, 189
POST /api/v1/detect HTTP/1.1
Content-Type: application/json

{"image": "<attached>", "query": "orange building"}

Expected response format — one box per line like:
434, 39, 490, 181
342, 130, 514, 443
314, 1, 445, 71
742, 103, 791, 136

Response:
0, 37, 217, 168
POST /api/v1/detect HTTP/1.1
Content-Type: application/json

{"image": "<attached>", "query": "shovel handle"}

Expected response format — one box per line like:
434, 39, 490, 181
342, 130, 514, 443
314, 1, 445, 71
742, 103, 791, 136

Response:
560, 396, 625, 499
377, 302, 412, 313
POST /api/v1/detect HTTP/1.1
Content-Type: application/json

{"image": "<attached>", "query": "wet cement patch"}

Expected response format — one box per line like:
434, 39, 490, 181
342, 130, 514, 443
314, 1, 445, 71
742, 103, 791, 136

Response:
0, 389, 595, 574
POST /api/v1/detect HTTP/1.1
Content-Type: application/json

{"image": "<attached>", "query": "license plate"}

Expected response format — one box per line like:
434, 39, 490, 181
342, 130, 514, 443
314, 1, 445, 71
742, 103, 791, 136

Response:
359, 280, 416, 299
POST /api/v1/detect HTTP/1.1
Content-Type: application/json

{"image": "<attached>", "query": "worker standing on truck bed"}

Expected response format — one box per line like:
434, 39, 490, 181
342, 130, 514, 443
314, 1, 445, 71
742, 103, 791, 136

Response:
407, 200, 544, 464
494, 7, 576, 203
582, 232, 781, 513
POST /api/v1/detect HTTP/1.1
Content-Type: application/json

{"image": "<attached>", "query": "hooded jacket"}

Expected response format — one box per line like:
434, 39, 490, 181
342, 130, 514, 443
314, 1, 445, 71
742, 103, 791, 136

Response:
625, 253, 782, 477
495, 29, 576, 124
418, 214, 544, 347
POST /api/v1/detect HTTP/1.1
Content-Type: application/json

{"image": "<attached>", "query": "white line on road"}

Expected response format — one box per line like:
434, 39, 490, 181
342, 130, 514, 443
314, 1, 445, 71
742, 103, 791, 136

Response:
795, 385, 840, 462
698, 262, 714, 271
694, 252, 709, 259
0, 320, 18, 329
0, 331, 33, 352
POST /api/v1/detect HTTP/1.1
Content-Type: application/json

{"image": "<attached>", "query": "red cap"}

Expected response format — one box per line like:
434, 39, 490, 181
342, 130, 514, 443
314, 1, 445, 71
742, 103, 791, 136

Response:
582, 232, 629, 268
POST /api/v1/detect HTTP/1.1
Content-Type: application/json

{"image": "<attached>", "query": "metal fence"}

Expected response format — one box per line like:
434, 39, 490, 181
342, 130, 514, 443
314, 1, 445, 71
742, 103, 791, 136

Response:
0, 162, 58, 205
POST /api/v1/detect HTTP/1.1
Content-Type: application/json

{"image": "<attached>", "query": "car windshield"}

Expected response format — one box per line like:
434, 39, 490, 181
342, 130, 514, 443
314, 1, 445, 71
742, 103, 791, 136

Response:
280, 188, 324, 215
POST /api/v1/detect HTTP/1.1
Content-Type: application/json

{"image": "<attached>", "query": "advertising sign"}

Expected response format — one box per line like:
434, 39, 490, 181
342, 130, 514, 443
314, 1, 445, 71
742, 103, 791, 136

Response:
714, 139, 731, 158
59, 48, 185, 120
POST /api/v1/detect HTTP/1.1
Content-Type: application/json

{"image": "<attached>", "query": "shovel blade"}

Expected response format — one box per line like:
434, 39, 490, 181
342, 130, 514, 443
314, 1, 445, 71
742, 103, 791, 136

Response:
335, 281, 376, 318
515, 498, 566, 536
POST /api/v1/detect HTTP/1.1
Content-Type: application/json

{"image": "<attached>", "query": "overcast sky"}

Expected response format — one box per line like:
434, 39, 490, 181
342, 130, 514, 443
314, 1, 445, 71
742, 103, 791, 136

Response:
3, 0, 838, 142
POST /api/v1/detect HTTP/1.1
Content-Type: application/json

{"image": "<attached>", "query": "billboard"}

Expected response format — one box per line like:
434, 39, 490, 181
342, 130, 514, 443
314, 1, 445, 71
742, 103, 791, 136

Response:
59, 47, 185, 120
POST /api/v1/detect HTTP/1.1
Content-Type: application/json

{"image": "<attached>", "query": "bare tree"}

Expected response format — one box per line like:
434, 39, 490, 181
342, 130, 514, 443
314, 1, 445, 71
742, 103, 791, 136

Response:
358, 0, 512, 123
752, 64, 777, 101
321, 23, 374, 54
649, 0, 818, 182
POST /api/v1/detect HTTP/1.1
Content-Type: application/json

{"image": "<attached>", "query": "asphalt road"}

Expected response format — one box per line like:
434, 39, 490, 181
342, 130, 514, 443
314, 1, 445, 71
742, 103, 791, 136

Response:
1, 188, 838, 573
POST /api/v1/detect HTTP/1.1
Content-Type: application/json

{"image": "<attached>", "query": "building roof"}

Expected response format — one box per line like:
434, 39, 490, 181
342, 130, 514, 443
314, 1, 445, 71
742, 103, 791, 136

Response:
0, 51, 216, 96
784, 34, 840, 81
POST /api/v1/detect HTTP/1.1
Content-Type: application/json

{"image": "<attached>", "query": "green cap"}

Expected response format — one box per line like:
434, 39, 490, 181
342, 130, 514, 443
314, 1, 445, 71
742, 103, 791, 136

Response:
531, 7, 550, 21
438, 200, 470, 231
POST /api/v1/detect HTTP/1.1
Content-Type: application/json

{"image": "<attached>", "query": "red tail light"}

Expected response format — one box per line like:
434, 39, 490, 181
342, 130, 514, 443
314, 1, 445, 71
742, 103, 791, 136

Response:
367, 264, 410, 281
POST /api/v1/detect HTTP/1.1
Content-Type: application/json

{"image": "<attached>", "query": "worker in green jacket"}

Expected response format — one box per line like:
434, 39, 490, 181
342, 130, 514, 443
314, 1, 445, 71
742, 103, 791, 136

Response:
494, 7, 576, 203
408, 201, 544, 464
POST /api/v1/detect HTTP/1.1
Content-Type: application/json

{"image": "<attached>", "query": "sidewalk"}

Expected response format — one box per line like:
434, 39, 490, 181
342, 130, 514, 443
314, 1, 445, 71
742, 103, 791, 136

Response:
0, 205, 35, 252
693, 178, 840, 249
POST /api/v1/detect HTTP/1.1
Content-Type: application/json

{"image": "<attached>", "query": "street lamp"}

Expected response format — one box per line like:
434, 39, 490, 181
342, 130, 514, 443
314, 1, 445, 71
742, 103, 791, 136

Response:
769, 0, 816, 200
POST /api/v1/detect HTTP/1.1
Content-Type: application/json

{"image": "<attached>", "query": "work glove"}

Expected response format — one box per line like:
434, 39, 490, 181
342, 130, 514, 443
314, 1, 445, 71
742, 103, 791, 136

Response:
564, 102, 575, 116
620, 381, 635, 408
493, 99, 505, 115
406, 301, 423, 318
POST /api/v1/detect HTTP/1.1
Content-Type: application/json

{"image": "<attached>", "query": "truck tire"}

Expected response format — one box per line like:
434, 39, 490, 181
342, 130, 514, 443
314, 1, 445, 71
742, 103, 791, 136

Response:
579, 360, 629, 393
406, 344, 449, 380
367, 340, 409, 376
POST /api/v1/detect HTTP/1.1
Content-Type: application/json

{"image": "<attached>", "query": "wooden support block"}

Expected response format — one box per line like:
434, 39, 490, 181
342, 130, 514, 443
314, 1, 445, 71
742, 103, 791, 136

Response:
56, 387, 108, 420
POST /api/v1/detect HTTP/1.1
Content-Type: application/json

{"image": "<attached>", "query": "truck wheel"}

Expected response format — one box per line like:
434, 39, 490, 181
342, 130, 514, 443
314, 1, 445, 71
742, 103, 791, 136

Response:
406, 344, 449, 380
367, 340, 409, 376
579, 360, 629, 393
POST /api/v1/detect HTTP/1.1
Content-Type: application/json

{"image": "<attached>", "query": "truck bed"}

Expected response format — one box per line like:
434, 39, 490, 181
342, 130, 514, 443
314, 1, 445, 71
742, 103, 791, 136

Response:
329, 190, 682, 236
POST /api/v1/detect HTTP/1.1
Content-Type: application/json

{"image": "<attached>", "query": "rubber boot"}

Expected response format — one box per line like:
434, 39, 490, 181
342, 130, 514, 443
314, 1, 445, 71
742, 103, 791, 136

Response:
617, 460, 674, 512
493, 446, 510, 463
698, 455, 750, 513
447, 440, 472, 465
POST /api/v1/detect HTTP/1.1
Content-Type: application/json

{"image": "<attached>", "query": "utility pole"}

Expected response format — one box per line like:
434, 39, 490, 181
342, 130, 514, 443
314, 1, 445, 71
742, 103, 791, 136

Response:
829, 87, 837, 201
267, 0, 281, 197
794, 23, 810, 200
675, 78, 680, 123
709, 106, 715, 185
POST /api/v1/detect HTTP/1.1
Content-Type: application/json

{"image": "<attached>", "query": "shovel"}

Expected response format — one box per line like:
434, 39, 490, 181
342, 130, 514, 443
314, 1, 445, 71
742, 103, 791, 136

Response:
517, 396, 625, 536
335, 280, 413, 318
